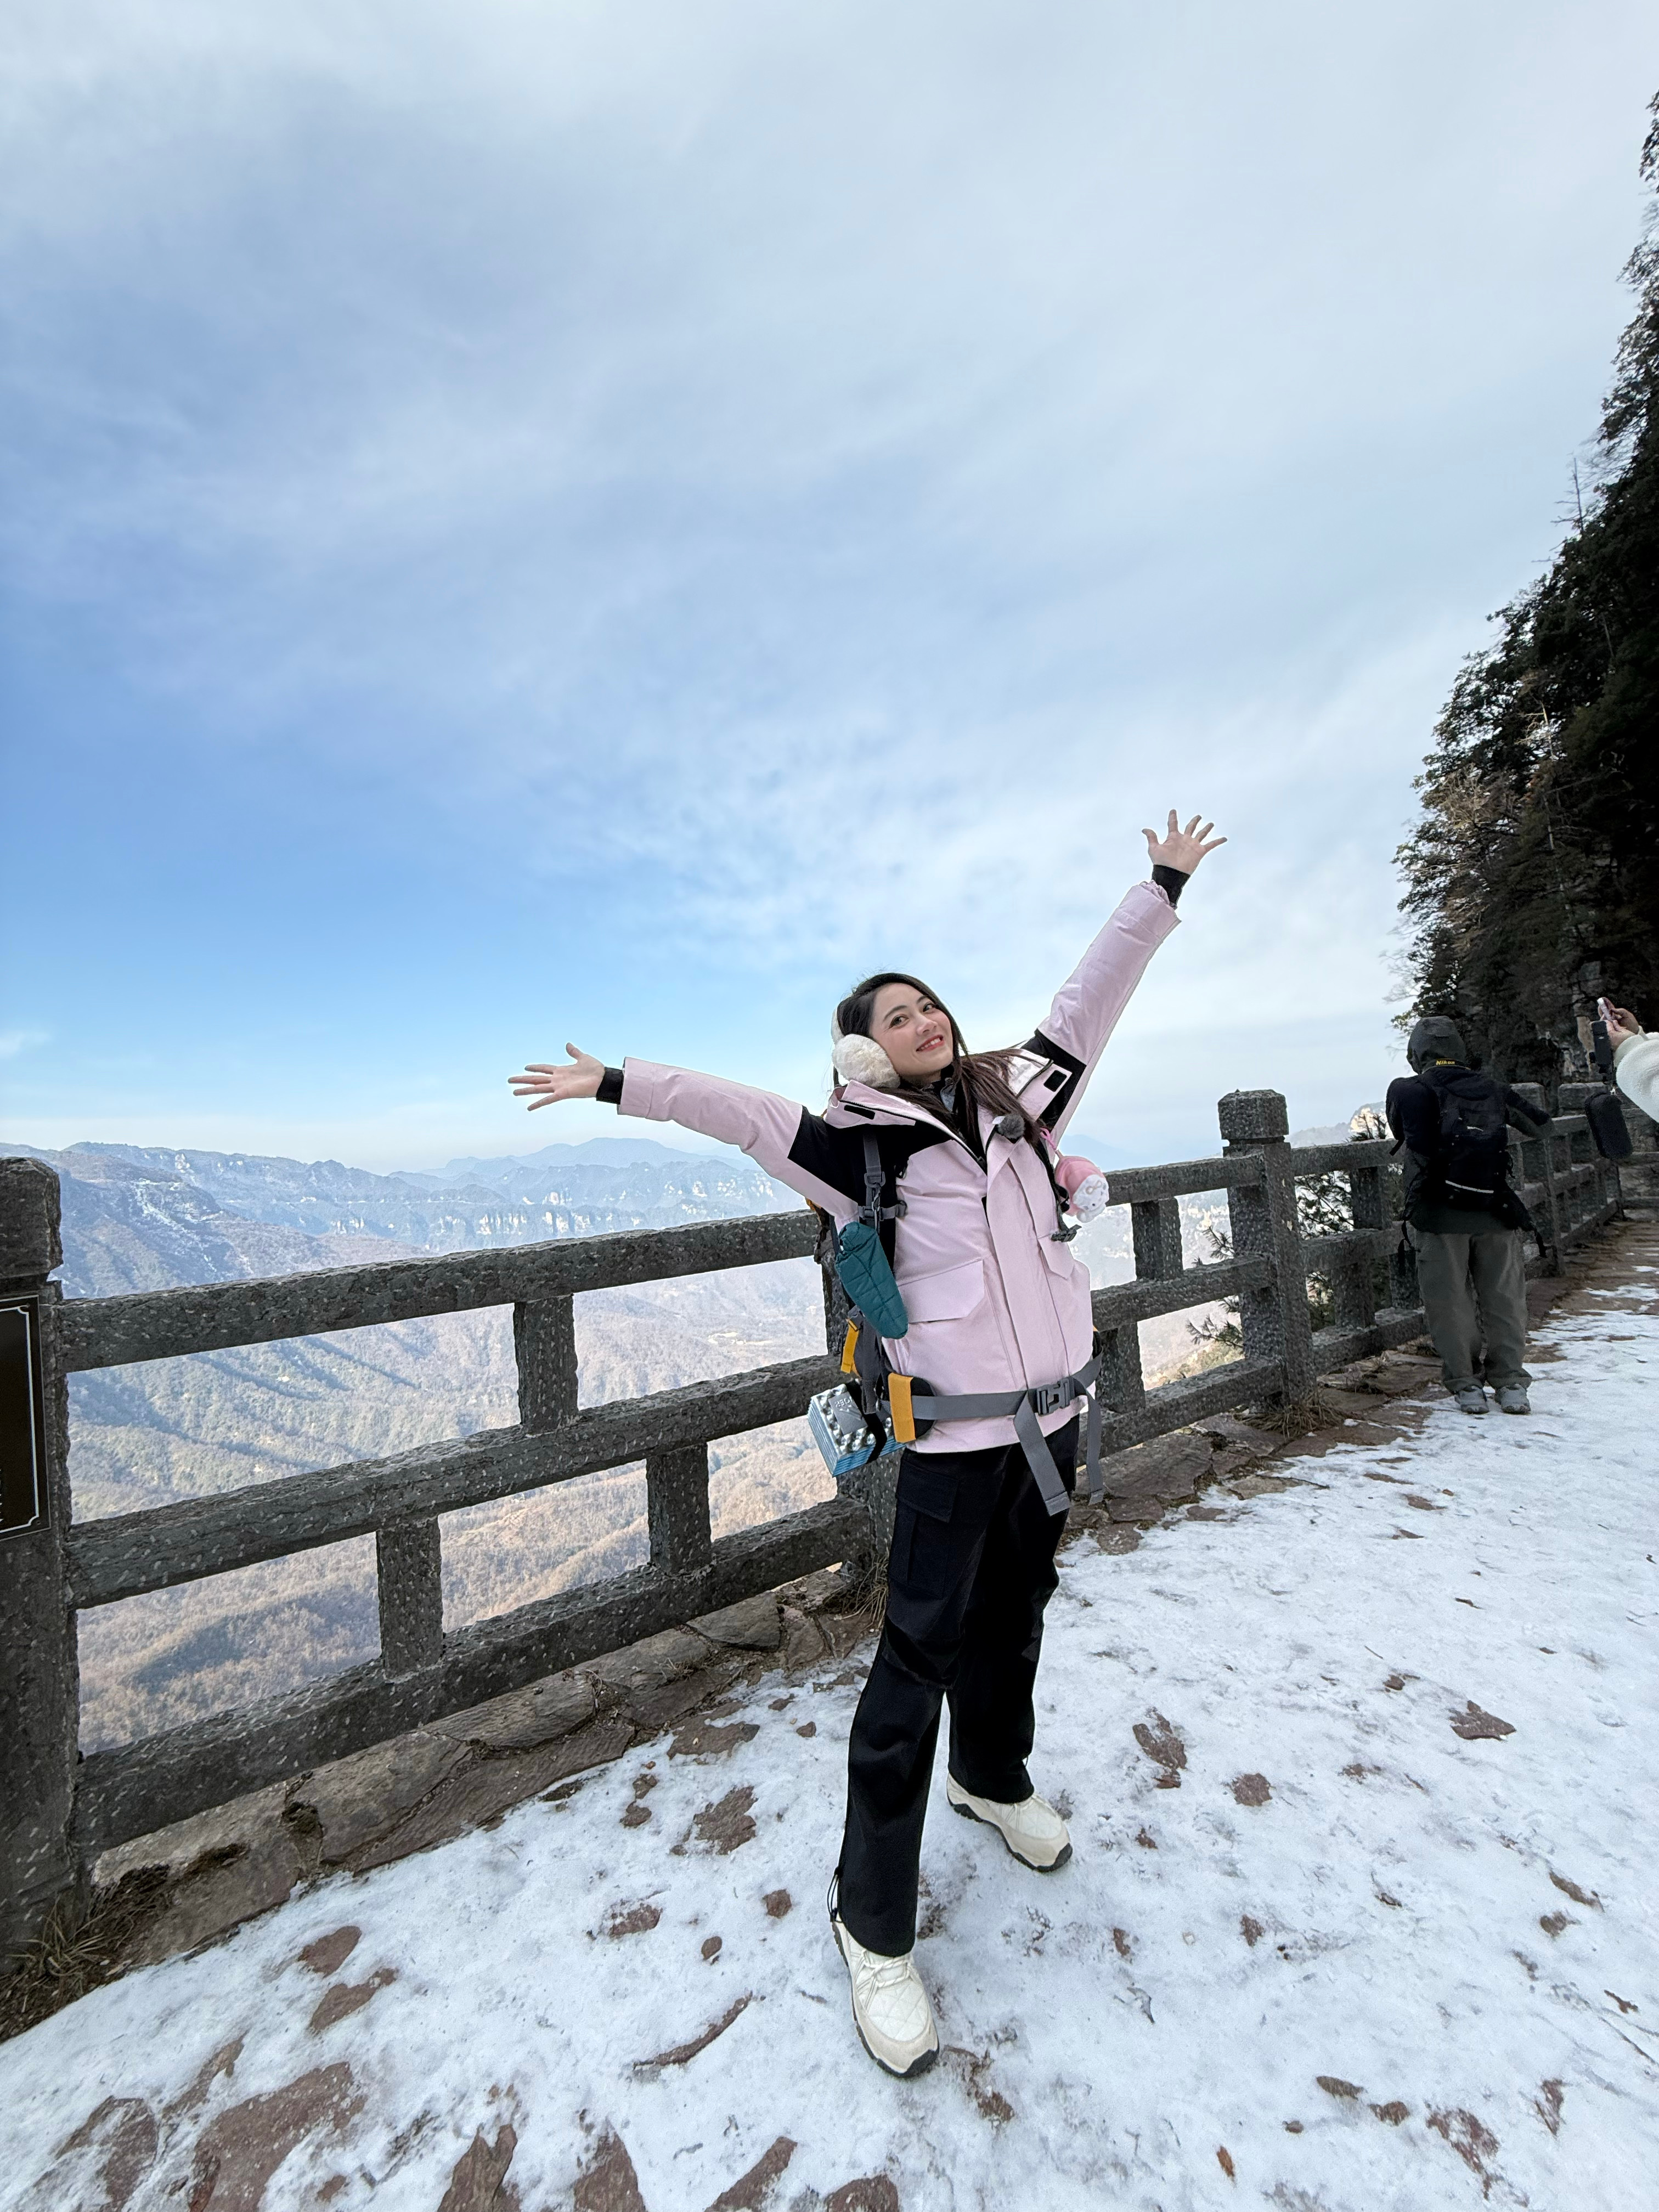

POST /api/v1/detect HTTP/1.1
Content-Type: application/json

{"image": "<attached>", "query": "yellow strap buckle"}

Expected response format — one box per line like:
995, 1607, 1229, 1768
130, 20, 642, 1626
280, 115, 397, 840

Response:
888, 1373, 916, 1444
841, 1322, 860, 1375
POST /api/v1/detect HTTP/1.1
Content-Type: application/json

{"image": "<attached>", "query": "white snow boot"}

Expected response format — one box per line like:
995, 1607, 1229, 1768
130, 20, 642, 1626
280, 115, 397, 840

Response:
1495, 1384, 1531, 1414
1452, 1386, 1488, 1415
945, 1774, 1072, 1870
830, 1899, 939, 2079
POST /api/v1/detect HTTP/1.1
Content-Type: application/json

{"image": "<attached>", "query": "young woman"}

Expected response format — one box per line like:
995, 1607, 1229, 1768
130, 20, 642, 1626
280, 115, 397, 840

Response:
511, 810, 1224, 2078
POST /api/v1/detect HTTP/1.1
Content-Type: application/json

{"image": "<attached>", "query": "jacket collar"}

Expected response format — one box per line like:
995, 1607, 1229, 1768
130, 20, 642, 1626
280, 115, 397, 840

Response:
828, 1079, 956, 1137
828, 1079, 1028, 1177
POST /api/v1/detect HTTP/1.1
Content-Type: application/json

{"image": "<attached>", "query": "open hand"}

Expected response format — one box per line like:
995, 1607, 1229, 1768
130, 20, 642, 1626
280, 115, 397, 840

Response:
510, 1044, 606, 1110
1604, 1005, 1643, 1047
1143, 810, 1227, 874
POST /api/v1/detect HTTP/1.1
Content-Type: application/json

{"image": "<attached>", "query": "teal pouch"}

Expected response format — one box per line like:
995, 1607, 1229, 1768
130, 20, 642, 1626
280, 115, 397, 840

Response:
836, 1220, 909, 1339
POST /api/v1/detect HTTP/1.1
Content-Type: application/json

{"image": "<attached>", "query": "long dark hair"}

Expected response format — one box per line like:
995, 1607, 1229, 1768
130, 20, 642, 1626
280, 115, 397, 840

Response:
834, 970, 1048, 1152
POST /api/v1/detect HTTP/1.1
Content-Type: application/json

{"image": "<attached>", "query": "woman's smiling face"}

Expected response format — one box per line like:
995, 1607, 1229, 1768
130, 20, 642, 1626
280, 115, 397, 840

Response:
869, 981, 955, 1084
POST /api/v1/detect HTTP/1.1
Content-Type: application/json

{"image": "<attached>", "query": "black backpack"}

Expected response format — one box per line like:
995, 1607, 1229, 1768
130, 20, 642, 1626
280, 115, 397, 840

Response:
1418, 1065, 1513, 1210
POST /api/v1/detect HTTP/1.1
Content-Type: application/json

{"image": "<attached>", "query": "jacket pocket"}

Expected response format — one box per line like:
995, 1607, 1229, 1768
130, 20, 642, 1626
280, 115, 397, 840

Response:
1042, 1234, 1085, 1282
898, 1259, 985, 1324
891, 1500, 963, 1600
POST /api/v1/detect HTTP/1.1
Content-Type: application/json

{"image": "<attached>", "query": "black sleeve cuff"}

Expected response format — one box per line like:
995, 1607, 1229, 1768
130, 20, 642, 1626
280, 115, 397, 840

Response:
1151, 864, 1190, 907
596, 1065, 625, 1107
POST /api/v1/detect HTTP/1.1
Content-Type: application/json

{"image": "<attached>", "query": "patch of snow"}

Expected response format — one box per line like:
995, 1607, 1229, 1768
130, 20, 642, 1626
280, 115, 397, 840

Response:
7, 1293, 1656, 2210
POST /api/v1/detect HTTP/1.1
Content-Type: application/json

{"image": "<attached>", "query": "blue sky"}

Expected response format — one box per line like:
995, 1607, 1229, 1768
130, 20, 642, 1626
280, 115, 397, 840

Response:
2, 1, 1655, 1172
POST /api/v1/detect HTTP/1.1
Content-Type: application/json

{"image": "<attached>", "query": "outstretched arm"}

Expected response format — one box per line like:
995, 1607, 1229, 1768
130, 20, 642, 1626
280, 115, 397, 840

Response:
510, 1046, 864, 1216
1033, 811, 1224, 1139
1502, 1086, 1553, 1136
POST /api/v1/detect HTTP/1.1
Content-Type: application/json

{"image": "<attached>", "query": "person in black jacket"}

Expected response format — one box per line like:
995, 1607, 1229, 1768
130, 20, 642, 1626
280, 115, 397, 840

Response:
1386, 1017, 1553, 1415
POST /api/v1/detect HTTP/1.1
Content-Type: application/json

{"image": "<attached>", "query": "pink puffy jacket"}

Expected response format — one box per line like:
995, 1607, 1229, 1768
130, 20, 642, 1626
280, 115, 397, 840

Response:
617, 880, 1180, 1452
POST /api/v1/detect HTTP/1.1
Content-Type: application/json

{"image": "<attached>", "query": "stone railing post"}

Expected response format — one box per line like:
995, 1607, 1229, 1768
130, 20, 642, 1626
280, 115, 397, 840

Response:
1333, 1152, 1384, 1330
514, 1294, 579, 1432
1218, 1091, 1314, 1403
1095, 1321, 1146, 1428
1095, 1195, 1183, 1436
1387, 1228, 1420, 1314
0, 1158, 81, 1960
368, 1291, 584, 1680
376, 1520, 444, 1679
1131, 1198, 1183, 1281
1557, 1085, 1596, 1154
1558, 1084, 1615, 1226
1509, 1083, 1561, 1263
1546, 1096, 1577, 1240
647, 1444, 713, 1576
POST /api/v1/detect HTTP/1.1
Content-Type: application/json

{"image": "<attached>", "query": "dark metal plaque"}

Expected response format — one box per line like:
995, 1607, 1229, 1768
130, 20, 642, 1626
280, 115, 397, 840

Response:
0, 1295, 48, 1540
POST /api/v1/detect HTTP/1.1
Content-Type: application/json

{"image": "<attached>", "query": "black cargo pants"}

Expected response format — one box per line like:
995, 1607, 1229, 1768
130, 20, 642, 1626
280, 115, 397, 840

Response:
834, 1415, 1078, 1958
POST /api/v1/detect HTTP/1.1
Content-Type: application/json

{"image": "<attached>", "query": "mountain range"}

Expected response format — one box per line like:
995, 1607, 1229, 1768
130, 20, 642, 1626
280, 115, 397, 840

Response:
7, 1136, 785, 1296
4, 1131, 1219, 1757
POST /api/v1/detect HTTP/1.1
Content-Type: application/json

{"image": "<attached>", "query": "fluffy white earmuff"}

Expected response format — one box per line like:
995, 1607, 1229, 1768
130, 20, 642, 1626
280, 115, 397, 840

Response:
830, 1022, 901, 1092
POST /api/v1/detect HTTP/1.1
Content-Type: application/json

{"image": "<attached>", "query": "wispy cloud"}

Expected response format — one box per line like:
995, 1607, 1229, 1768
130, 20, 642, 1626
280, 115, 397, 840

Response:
0, 1031, 49, 1061
0, 1, 1651, 1162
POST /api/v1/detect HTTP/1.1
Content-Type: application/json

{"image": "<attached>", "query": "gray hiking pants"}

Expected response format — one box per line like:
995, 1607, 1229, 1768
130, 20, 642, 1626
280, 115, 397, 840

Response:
1409, 1226, 1530, 1392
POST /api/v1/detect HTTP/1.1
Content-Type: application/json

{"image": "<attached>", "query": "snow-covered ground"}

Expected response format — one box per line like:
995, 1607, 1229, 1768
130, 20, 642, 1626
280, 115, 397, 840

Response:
8, 1257, 1656, 2211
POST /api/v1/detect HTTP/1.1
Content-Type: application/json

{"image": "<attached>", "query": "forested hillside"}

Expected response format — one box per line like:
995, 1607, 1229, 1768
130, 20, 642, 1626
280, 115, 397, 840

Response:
1397, 96, 1659, 1082
14, 1138, 828, 1748
21, 1134, 1218, 1748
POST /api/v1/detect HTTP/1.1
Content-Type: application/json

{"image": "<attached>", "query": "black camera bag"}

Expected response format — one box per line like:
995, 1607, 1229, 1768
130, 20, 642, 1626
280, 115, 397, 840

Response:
1584, 1087, 1634, 1160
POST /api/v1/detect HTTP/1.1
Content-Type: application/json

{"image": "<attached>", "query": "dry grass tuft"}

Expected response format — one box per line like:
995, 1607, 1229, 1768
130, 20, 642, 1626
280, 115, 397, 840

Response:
0, 1869, 170, 2044
832, 1556, 888, 1634
1253, 1390, 1347, 1439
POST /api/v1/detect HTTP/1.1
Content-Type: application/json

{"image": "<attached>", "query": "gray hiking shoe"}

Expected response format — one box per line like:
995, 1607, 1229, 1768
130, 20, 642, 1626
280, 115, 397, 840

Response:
1452, 1386, 1488, 1415
1495, 1385, 1531, 1415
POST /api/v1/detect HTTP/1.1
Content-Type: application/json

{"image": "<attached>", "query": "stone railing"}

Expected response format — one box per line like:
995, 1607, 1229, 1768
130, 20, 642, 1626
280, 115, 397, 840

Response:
0, 1085, 1637, 1957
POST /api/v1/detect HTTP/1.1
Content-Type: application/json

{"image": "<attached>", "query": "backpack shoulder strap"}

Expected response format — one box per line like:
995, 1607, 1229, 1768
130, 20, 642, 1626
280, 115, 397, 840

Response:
856, 1131, 907, 1263
1416, 1066, 1460, 1146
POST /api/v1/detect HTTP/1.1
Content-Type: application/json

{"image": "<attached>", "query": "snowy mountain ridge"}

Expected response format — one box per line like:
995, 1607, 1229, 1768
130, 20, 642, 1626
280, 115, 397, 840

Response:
4, 1137, 787, 1283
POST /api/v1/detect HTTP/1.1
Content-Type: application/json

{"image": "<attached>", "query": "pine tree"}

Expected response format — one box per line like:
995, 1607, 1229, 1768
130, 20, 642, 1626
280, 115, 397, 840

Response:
1397, 96, 1659, 1085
